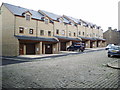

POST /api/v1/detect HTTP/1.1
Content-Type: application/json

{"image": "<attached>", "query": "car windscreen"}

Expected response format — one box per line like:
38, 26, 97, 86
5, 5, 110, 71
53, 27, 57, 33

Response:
111, 46, 120, 50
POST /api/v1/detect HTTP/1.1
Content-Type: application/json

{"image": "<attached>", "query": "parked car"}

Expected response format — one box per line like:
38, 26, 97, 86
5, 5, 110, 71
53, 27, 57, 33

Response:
67, 43, 85, 52
105, 44, 115, 50
108, 45, 120, 57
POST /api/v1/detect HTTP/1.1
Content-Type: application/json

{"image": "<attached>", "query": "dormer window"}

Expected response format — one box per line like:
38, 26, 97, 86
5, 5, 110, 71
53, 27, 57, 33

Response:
45, 19, 48, 24
26, 14, 30, 21
59, 18, 63, 23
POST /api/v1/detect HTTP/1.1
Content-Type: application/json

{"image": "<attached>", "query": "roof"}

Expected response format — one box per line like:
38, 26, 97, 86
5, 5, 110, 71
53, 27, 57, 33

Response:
54, 35, 82, 42
3, 3, 44, 20
64, 15, 80, 24
96, 38, 106, 41
39, 10, 61, 21
79, 36, 97, 41
15, 35, 58, 42
62, 17, 70, 24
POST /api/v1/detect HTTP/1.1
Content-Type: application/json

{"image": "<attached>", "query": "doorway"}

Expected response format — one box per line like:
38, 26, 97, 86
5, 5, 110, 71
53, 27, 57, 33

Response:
60, 42, 66, 51
26, 44, 35, 55
19, 44, 24, 55
45, 44, 52, 54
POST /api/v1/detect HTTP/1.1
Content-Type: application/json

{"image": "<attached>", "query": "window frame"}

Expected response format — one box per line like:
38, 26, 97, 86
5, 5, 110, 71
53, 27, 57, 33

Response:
19, 27, 24, 33
69, 31, 71, 36
26, 14, 30, 21
48, 31, 51, 36
74, 32, 76, 36
62, 30, 65, 35
56, 29, 59, 34
29, 29, 33, 34
45, 19, 49, 24
83, 32, 85, 36
40, 30, 44, 36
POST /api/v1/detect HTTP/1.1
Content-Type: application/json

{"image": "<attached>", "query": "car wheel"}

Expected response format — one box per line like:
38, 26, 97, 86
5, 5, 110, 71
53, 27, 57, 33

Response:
108, 54, 111, 57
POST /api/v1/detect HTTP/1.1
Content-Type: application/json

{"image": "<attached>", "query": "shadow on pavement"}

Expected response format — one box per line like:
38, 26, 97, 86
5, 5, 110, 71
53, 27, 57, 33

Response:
2, 59, 29, 66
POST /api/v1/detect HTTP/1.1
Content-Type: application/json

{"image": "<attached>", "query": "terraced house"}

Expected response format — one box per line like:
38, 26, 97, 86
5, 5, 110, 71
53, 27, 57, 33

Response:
1, 3, 106, 56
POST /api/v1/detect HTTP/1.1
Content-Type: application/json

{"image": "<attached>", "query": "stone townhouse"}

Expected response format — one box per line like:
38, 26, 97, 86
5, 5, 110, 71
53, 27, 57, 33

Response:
1, 3, 106, 56
103, 27, 120, 45
38, 10, 81, 51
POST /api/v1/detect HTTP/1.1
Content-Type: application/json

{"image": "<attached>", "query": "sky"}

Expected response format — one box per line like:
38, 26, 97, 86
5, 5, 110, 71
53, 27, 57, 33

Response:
0, 0, 119, 32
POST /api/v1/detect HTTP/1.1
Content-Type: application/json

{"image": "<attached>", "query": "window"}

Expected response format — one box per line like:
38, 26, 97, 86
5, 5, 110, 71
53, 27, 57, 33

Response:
26, 14, 30, 21
69, 31, 71, 36
87, 33, 89, 36
74, 32, 76, 36
40, 30, 44, 36
79, 31, 81, 35
62, 30, 65, 35
19, 27, 24, 33
56, 29, 59, 34
29, 29, 33, 34
48, 31, 51, 36
83, 32, 84, 35
45, 19, 48, 24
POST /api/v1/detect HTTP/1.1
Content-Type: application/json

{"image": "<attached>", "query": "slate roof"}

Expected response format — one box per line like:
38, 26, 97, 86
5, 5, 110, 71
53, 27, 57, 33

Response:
64, 15, 80, 24
39, 10, 61, 21
3, 3, 102, 29
15, 35, 58, 42
62, 17, 70, 24
54, 35, 82, 41
3, 3, 44, 20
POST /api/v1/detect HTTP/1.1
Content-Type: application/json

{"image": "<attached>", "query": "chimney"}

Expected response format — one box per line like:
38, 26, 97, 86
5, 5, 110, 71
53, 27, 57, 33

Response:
108, 27, 112, 30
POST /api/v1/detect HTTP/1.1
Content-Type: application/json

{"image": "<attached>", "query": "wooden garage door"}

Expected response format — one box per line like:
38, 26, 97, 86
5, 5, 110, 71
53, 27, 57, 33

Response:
26, 44, 35, 55
61, 42, 66, 51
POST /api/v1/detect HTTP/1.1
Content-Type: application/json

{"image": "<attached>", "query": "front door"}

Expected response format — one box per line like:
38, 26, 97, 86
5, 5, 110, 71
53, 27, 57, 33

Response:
19, 44, 24, 55
45, 44, 52, 54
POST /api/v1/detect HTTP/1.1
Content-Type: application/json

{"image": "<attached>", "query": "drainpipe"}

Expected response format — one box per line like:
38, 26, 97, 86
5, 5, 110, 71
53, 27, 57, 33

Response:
53, 21, 55, 36
36, 20, 38, 37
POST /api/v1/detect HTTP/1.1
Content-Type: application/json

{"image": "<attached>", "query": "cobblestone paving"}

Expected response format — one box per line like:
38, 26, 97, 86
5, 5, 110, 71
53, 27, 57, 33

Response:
2, 50, 120, 88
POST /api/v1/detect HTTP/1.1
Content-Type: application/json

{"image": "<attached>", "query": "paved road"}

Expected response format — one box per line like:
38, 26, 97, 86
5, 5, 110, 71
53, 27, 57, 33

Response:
1, 50, 120, 88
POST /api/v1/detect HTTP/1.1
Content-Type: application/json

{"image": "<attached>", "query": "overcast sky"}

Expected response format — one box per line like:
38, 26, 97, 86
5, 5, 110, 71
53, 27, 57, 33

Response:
0, 0, 119, 32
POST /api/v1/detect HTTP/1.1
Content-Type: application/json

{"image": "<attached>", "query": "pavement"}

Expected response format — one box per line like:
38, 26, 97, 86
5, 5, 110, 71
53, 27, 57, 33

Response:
17, 47, 105, 59
2, 47, 120, 69
2, 50, 119, 88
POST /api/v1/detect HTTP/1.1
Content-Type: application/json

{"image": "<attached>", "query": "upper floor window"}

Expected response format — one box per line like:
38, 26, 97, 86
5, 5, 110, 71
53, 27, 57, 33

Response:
69, 31, 71, 36
87, 33, 89, 36
29, 29, 33, 34
40, 30, 44, 36
79, 31, 81, 35
74, 32, 76, 36
83, 32, 85, 36
26, 14, 30, 21
45, 19, 48, 24
56, 29, 59, 34
19, 27, 24, 33
48, 31, 51, 36
62, 30, 65, 35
